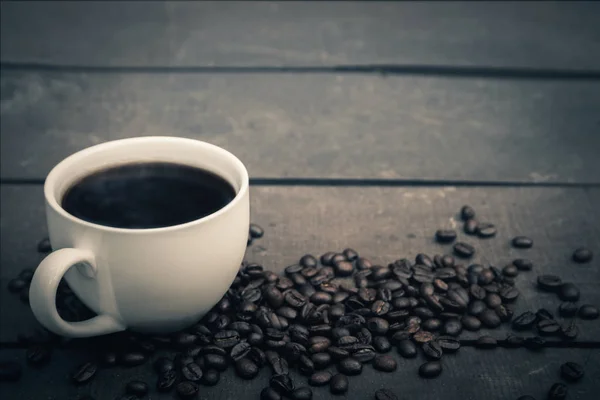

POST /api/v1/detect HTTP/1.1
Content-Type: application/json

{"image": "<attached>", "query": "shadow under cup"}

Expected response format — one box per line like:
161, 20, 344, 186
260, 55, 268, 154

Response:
41, 137, 250, 334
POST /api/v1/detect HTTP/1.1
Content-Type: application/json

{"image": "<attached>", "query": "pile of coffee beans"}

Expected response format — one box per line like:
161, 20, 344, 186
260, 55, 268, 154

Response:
516, 361, 584, 400
3, 212, 598, 400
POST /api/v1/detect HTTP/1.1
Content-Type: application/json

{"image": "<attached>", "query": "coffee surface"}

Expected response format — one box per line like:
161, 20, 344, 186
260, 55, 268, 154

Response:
62, 162, 236, 229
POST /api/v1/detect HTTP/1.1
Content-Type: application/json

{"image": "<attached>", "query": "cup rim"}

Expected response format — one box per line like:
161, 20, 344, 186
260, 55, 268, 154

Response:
44, 136, 249, 235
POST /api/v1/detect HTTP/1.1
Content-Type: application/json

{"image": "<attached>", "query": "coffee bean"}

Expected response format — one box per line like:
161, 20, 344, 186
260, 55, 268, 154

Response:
560, 361, 584, 382
397, 340, 418, 358
181, 362, 203, 382
419, 361, 442, 378
504, 334, 524, 348
499, 286, 520, 302
248, 223, 264, 239
271, 373, 295, 395
461, 315, 482, 331
264, 286, 284, 308
298, 354, 315, 375
153, 357, 175, 373
558, 302, 578, 317
335, 261, 354, 277
437, 336, 460, 353
460, 205, 476, 220
285, 290, 307, 308
468, 300, 486, 316
485, 293, 502, 309
352, 345, 376, 363
122, 380, 148, 397
328, 346, 350, 361
578, 304, 600, 320
512, 236, 533, 248
422, 341, 443, 360
247, 347, 266, 367
537, 275, 562, 292
229, 342, 251, 361
464, 219, 478, 235
367, 317, 389, 335
560, 321, 579, 340
213, 330, 241, 348
7, 278, 27, 293
157, 370, 177, 392
332, 292, 350, 304
199, 344, 227, 356
537, 319, 560, 336
422, 318, 442, 331
176, 381, 199, 398
356, 257, 373, 270
442, 319, 462, 336
310, 292, 333, 305
311, 352, 331, 370
453, 242, 475, 258
547, 383, 567, 400
330, 373, 349, 394
341, 248, 358, 261
413, 331, 435, 344
308, 370, 332, 386
290, 387, 313, 400
200, 368, 220, 386
372, 355, 397, 372
475, 336, 497, 349
70, 361, 97, 385
204, 353, 228, 371
558, 283, 580, 302
477, 223, 497, 238
300, 254, 318, 268
375, 388, 399, 400
436, 229, 457, 243
479, 309, 501, 328
261, 387, 282, 400
512, 312, 537, 330
572, 247, 593, 263
235, 357, 259, 379
320, 252, 336, 266
502, 264, 519, 278
338, 357, 362, 375
523, 336, 546, 350
372, 336, 391, 353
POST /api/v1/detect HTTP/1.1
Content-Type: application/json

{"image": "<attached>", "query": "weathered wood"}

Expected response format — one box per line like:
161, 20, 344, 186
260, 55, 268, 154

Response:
1, 185, 599, 342
2, 1, 600, 69
2, 72, 600, 183
0, 347, 598, 399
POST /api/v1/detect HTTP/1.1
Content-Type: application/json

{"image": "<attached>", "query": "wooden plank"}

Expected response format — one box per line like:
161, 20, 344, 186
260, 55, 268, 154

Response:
2, 1, 600, 69
2, 72, 600, 183
1, 185, 599, 342
1, 347, 598, 399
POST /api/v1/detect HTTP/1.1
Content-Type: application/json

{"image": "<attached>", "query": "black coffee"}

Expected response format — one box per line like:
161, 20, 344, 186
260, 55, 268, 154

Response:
62, 162, 236, 229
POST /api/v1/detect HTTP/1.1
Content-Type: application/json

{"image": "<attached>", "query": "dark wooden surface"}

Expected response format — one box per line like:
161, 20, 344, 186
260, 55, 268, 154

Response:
1, 2, 600, 400
2, 71, 600, 183
2, 1, 600, 69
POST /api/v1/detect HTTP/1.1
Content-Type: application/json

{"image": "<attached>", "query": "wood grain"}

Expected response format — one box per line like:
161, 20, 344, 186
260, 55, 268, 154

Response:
2, 72, 600, 182
2, 1, 600, 69
1, 185, 599, 342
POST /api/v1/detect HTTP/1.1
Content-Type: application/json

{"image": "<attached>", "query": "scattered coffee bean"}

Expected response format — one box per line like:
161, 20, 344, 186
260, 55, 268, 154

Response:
537, 319, 561, 336
235, 358, 259, 379
560, 361, 584, 382
502, 264, 519, 277
560, 321, 579, 340
309, 370, 332, 386
479, 309, 501, 328
512, 236, 533, 249
181, 362, 203, 382
397, 340, 418, 358
291, 387, 313, 400
537, 275, 562, 292
513, 259, 533, 271
453, 242, 475, 258
437, 336, 460, 353
436, 229, 457, 243
157, 370, 177, 392
547, 383, 567, 400
558, 302, 579, 317
26, 345, 51, 366
460, 205, 476, 220
558, 283, 580, 302
271, 373, 295, 395
578, 304, 599, 320
373, 336, 391, 353
311, 352, 331, 369
572, 247, 592, 263
475, 336, 497, 349
200, 368, 220, 386
375, 388, 399, 400
71, 362, 97, 385
330, 373, 349, 394
261, 387, 282, 400
422, 341, 443, 360
125, 380, 149, 396
249, 223, 264, 239
442, 319, 462, 336
373, 355, 397, 372
477, 223, 497, 238
461, 315, 482, 331
419, 361, 442, 378
176, 381, 199, 398
338, 357, 362, 375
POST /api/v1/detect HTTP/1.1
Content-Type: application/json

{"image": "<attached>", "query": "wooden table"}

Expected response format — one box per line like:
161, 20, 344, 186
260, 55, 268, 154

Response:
1, 2, 599, 399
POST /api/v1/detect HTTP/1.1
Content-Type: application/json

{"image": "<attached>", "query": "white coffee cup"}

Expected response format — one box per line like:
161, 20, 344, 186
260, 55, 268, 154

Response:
29, 137, 249, 338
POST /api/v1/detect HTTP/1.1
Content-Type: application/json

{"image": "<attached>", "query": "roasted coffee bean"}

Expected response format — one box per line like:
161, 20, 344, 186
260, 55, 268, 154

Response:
290, 273, 308, 287
537, 275, 562, 292
421, 318, 441, 331
572, 247, 593, 263
375, 388, 399, 400
332, 327, 351, 340
246, 347, 265, 367
468, 300, 486, 316
299, 254, 318, 268
157, 370, 177, 392
310, 292, 333, 305
330, 373, 349, 394
270, 356, 289, 375
331, 253, 346, 265
422, 341, 443, 360
285, 290, 307, 308
511, 260, 532, 273
372, 266, 392, 281
558, 302, 579, 317
71, 362, 97, 384
560, 361, 584, 382
271, 373, 295, 395
479, 309, 501, 328
181, 362, 203, 382
578, 304, 599, 320
7, 278, 27, 293
337, 336, 359, 348
301, 267, 319, 279
478, 269, 495, 285
352, 345, 376, 363
461, 315, 482, 331
414, 254, 433, 268
176, 381, 199, 398
502, 264, 519, 278
397, 340, 418, 358
437, 336, 460, 353
174, 354, 194, 369
235, 358, 259, 379
558, 283, 580, 302
261, 387, 282, 400
248, 223, 264, 239
372, 336, 391, 353
463, 219, 478, 235
453, 242, 475, 258
560, 321, 578, 340
264, 286, 284, 308
499, 286, 520, 302
276, 307, 298, 321
439, 297, 463, 312
547, 383, 567, 400
328, 346, 350, 361
311, 352, 331, 369
512, 236, 533, 248
309, 370, 332, 386
475, 335, 497, 349
276, 277, 294, 291
460, 205, 476, 220
356, 257, 373, 270
286, 264, 304, 275
334, 261, 354, 277
338, 357, 362, 375
200, 368, 220, 386
125, 380, 149, 396
230, 342, 251, 361
153, 357, 175, 373
296, 354, 314, 376
413, 331, 435, 344
309, 338, 331, 354
537, 319, 560, 336
318, 252, 335, 266
367, 317, 389, 335
291, 387, 313, 400
512, 312, 537, 330
373, 355, 397, 372
204, 353, 228, 371
173, 332, 198, 348
477, 223, 497, 238
504, 334, 524, 348
26, 345, 51, 366
419, 361, 442, 378
371, 300, 391, 317
436, 229, 457, 243
495, 305, 513, 322
485, 293, 502, 308
331, 292, 349, 305
433, 254, 444, 269
283, 342, 306, 362
442, 319, 462, 336
213, 330, 241, 348
340, 248, 358, 261
200, 344, 228, 356
536, 309, 553, 321
523, 336, 546, 350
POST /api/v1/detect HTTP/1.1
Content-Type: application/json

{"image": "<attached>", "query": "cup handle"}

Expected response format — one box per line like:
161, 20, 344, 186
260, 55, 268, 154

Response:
29, 248, 126, 338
